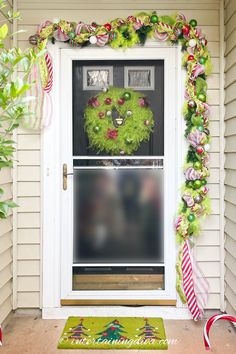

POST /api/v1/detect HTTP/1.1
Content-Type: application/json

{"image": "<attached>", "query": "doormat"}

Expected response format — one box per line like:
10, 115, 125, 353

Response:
58, 316, 168, 350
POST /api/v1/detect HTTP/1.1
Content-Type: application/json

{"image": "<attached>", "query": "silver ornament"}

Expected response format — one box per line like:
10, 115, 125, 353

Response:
194, 195, 202, 203
106, 110, 112, 117
126, 110, 132, 116
89, 35, 97, 44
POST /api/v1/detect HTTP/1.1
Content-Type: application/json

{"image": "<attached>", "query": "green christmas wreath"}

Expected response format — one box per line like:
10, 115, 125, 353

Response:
84, 87, 154, 155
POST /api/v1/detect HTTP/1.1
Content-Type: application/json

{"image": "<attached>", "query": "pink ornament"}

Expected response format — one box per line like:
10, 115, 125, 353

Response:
185, 167, 200, 181
183, 193, 195, 207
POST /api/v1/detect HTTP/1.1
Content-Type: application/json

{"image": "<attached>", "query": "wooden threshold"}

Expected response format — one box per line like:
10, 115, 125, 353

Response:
61, 299, 176, 306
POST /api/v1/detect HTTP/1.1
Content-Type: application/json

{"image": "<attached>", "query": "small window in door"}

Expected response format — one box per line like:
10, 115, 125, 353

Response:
83, 66, 113, 90
124, 66, 155, 90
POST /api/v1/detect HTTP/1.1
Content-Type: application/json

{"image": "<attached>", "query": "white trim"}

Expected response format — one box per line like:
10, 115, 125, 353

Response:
219, 0, 226, 312
42, 306, 193, 320
42, 41, 185, 316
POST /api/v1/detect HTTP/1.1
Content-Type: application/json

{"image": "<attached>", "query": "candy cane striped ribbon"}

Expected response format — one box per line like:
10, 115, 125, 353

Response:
182, 240, 203, 320
204, 314, 236, 350
0, 325, 2, 346
44, 53, 53, 93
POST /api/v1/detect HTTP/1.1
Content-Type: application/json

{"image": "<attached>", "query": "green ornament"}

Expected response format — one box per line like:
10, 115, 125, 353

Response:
93, 126, 101, 133
194, 161, 202, 170
68, 31, 76, 39
187, 213, 195, 222
189, 19, 197, 28
150, 14, 159, 24
191, 114, 204, 126
199, 57, 207, 65
198, 93, 206, 102
193, 180, 202, 189
201, 179, 207, 186
197, 125, 204, 131
188, 181, 194, 188
123, 92, 131, 101
125, 137, 133, 145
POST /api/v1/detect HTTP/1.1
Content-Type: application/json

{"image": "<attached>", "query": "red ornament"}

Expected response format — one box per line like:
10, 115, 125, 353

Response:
102, 332, 108, 336
104, 23, 112, 31
104, 97, 112, 105
188, 55, 194, 61
182, 25, 190, 36
111, 326, 115, 331
98, 112, 105, 118
117, 98, 125, 105
107, 128, 118, 139
196, 146, 204, 154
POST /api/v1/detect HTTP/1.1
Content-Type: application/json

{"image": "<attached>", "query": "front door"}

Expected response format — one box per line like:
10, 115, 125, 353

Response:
56, 46, 177, 303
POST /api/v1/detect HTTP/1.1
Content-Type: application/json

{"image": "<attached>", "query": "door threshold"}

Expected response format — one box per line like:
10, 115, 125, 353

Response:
60, 299, 176, 306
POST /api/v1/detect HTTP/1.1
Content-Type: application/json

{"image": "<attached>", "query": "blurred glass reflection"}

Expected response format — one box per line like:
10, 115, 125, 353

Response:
73, 169, 163, 263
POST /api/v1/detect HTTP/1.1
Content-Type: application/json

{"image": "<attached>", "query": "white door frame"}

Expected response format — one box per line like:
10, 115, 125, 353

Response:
41, 41, 187, 318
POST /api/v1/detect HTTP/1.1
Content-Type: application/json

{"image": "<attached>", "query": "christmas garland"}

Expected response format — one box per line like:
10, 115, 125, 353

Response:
84, 87, 154, 155
31, 12, 212, 320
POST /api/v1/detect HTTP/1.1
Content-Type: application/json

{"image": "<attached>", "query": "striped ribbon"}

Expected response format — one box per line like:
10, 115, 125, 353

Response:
44, 53, 53, 93
204, 314, 236, 350
182, 240, 209, 320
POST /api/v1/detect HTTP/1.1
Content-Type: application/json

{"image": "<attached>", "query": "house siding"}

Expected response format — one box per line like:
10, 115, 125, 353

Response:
15, 0, 222, 309
0, 4, 13, 324
224, 0, 236, 316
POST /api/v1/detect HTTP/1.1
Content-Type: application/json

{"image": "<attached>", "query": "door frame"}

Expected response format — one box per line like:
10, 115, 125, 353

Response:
41, 41, 186, 315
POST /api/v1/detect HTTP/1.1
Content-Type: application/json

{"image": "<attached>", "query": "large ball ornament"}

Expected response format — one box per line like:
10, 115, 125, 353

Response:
125, 137, 133, 145
189, 39, 197, 47
194, 180, 202, 189
191, 114, 204, 126
198, 93, 206, 102
199, 57, 207, 65
123, 92, 131, 101
104, 23, 112, 31
194, 161, 202, 170
182, 25, 190, 36
68, 31, 76, 39
150, 14, 159, 24
196, 146, 205, 154
93, 126, 101, 133
194, 195, 202, 203
187, 213, 196, 222
201, 179, 207, 186
117, 98, 125, 105
188, 55, 195, 61
89, 35, 97, 44
189, 19, 198, 28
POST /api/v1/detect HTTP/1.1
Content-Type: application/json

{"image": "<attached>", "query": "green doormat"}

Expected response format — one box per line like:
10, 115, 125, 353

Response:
58, 316, 168, 350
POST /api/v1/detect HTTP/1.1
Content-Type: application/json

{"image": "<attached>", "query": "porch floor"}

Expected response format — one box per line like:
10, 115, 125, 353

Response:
2, 314, 236, 354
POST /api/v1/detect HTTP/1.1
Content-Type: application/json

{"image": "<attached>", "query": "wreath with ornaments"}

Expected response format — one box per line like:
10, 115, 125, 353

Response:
31, 11, 213, 320
84, 87, 154, 155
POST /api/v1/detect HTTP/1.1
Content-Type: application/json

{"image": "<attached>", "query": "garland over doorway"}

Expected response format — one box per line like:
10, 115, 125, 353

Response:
30, 12, 212, 320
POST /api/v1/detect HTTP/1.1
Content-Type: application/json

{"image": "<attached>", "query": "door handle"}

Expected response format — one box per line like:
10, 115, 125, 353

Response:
63, 163, 73, 190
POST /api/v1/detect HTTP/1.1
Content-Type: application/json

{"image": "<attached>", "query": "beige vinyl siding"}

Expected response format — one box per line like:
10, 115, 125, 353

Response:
0, 5, 13, 323
224, 0, 236, 317
16, 0, 222, 309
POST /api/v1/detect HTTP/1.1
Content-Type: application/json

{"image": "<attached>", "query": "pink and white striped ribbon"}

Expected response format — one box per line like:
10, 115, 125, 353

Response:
44, 53, 53, 93
182, 240, 209, 320
203, 314, 236, 350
